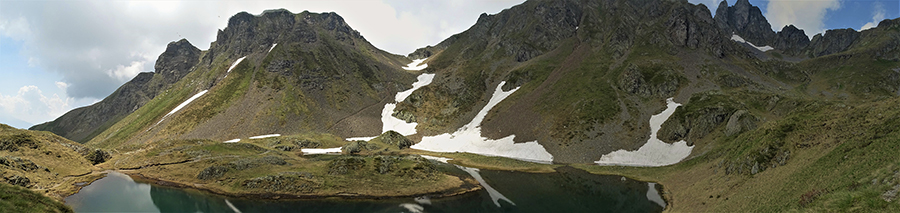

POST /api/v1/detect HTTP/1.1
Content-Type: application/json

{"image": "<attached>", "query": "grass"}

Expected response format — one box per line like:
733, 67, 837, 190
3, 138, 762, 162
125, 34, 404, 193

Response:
0, 183, 72, 213
109, 133, 477, 198
574, 95, 900, 212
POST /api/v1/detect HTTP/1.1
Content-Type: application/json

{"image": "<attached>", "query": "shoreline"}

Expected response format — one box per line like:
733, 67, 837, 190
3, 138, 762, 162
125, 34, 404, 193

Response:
116, 169, 484, 201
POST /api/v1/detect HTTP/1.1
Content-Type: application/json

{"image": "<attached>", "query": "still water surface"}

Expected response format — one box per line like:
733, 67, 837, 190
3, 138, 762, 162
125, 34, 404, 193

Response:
65, 166, 664, 212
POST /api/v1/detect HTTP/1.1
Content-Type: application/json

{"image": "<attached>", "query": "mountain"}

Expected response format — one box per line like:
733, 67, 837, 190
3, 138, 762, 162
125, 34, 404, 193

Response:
25, 0, 900, 211
83, 9, 413, 149
30, 39, 201, 143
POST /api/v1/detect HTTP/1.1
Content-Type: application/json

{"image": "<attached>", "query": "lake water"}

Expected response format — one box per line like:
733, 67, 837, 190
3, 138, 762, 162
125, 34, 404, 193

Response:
65, 166, 665, 212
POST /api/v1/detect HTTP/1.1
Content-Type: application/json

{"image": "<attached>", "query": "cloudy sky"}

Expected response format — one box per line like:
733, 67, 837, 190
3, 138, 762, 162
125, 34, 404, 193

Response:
0, 0, 897, 129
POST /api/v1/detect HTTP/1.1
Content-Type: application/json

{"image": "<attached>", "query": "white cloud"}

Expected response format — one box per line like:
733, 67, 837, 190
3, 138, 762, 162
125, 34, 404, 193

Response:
860, 3, 886, 31
55, 82, 69, 90
0, 85, 71, 125
0, 16, 32, 39
765, 0, 841, 38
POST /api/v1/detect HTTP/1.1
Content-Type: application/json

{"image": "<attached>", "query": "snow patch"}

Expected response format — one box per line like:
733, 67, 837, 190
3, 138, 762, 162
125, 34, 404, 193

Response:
595, 98, 693, 166
224, 138, 241, 143
156, 90, 208, 125
402, 58, 428, 71
267, 43, 277, 53
345, 136, 376, 141
411, 81, 554, 162
248, 134, 280, 139
227, 56, 247, 73
395, 73, 435, 102
420, 155, 453, 164
730, 34, 774, 52
381, 103, 419, 136
301, 147, 342, 155
344, 72, 434, 140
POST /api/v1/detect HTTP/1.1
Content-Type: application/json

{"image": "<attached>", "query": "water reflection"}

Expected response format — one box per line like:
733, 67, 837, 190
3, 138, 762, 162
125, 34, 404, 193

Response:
67, 167, 664, 213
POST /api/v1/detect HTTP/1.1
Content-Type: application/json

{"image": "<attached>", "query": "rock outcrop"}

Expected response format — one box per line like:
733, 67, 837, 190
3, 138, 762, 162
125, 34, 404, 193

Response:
714, 0, 775, 46
772, 25, 810, 55
807, 28, 861, 57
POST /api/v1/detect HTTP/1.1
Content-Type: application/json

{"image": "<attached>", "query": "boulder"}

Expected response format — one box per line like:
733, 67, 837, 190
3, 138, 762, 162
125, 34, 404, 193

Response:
327, 157, 366, 175
725, 110, 759, 136
197, 165, 231, 180
376, 131, 414, 149
85, 149, 112, 165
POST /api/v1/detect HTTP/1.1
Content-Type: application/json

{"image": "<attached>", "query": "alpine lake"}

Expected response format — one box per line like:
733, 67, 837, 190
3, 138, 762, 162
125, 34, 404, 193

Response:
65, 159, 666, 213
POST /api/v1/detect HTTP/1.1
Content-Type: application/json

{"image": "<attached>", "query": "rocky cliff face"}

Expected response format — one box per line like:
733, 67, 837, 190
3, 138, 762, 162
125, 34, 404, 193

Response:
807, 28, 861, 57
714, 0, 775, 46
30, 39, 201, 143
772, 25, 810, 55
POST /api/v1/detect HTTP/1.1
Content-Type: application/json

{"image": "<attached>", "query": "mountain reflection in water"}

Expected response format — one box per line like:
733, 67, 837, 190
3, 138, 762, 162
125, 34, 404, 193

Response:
66, 166, 664, 213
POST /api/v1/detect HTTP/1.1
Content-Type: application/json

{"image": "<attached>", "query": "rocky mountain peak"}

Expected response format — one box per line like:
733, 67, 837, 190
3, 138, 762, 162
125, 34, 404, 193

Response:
772, 25, 810, 55
154, 39, 200, 83
808, 28, 861, 57
714, 0, 775, 46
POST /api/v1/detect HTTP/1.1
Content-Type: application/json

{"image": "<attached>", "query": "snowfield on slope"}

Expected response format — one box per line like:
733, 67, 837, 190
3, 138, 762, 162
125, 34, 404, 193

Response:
301, 147, 342, 155
411, 81, 554, 163
155, 90, 209, 125
402, 58, 428, 71
345, 70, 434, 140
730, 34, 774, 52
249, 134, 280, 139
227, 56, 247, 73
595, 98, 693, 166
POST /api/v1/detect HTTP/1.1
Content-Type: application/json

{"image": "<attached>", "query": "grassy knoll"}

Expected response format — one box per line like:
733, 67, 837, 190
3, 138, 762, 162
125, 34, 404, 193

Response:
109, 132, 479, 199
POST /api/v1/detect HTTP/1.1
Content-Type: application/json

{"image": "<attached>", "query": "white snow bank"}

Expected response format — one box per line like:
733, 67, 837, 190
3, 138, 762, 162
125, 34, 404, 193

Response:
301, 147, 342, 155
224, 138, 241, 143
268, 43, 277, 53
165, 90, 208, 117
457, 165, 515, 207
381, 103, 419, 136
155, 90, 209, 126
595, 98, 693, 166
395, 73, 435, 102
402, 58, 428, 71
730, 34, 774, 52
420, 155, 453, 163
411, 81, 554, 162
344, 72, 435, 140
345, 136, 376, 141
249, 134, 280, 139
227, 56, 247, 73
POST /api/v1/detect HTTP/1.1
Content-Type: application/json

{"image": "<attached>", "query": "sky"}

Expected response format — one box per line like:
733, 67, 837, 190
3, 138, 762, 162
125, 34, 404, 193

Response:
0, 0, 897, 129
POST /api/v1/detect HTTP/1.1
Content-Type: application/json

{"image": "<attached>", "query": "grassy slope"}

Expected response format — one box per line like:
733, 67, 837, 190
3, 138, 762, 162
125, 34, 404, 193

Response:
577, 96, 900, 212
0, 183, 72, 213
0, 124, 105, 202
